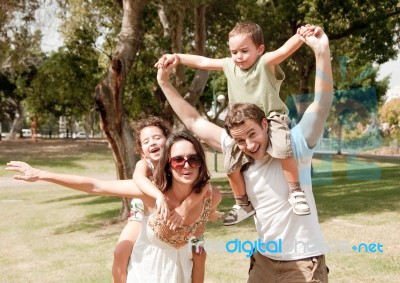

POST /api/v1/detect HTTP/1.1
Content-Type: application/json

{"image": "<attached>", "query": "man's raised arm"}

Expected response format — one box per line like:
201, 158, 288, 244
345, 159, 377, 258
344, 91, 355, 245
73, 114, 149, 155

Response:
298, 26, 333, 148
157, 63, 223, 152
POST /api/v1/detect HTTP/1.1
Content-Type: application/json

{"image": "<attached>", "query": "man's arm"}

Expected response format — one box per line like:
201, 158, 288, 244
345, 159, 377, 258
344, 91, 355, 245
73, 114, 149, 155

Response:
297, 26, 333, 148
157, 62, 223, 152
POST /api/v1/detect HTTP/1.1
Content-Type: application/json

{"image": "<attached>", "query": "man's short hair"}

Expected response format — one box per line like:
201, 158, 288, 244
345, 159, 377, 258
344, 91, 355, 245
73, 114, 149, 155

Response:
224, 103, 266, 136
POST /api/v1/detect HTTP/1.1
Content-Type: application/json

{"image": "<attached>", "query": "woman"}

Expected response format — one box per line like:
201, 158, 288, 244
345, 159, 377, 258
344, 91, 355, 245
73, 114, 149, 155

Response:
6, 131, 221, 283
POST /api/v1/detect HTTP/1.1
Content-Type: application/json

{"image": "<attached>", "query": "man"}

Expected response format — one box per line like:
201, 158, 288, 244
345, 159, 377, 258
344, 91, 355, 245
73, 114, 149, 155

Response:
157, 25, 332, 282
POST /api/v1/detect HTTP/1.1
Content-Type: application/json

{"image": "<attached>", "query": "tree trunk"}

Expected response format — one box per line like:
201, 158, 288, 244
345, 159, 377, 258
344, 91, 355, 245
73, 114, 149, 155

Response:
294, 59, 315, 121
157, 1, 209, 131
94, 0, 147, 221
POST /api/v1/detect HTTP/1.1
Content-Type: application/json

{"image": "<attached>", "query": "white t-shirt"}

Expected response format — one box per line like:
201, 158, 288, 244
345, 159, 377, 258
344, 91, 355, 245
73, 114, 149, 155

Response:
221, 125, 327, 260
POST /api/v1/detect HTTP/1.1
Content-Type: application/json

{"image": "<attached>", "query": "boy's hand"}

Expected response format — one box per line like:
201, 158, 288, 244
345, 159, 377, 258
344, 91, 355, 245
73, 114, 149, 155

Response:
5, 161, 41, 182
298, 25, 329, 55
157, 58, 178, 83
154, 54, 180, 69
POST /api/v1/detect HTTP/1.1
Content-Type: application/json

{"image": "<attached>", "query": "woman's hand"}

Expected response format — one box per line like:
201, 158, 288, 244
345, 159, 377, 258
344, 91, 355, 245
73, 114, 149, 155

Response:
5, 161, 41, 182
166, 209, 185, 230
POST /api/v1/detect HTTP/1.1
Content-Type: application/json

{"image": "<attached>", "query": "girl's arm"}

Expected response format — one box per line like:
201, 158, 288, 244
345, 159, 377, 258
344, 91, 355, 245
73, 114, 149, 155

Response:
5, 161, 155, 208
155, 53, 224, 71
133, 159, 169, 219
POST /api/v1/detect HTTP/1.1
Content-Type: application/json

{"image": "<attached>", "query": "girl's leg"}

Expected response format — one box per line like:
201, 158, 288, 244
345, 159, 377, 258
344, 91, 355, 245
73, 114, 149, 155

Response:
112, 220, 141, 283
192, 249, 207, 283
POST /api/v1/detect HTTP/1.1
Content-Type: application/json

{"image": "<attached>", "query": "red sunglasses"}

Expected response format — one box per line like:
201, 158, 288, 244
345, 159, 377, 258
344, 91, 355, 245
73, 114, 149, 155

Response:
169, 154, 202, 170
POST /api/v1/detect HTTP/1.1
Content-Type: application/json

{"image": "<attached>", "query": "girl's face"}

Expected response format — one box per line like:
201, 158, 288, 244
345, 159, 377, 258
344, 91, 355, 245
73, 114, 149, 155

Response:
140, 126, 167, 163
169, 140, 201, 185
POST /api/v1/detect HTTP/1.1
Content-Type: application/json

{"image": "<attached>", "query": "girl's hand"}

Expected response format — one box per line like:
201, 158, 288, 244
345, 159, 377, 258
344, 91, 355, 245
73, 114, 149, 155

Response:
155, 195, 170, 220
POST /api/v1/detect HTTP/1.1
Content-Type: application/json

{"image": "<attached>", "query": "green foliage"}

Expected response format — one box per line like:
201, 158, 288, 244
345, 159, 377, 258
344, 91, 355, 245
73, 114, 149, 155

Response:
2, 0, 400, 133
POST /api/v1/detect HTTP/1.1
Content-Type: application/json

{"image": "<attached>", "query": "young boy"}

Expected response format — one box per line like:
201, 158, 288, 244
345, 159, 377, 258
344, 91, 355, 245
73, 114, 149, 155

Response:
156, 21, 312, 226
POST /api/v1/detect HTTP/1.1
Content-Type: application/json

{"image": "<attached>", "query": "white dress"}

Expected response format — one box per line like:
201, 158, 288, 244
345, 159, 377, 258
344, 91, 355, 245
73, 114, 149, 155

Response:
126, 186, 212, 283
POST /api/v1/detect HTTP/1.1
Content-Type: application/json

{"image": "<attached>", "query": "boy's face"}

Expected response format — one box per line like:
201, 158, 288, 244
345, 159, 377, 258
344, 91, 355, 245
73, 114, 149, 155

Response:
228, 34, 264, 70
229, 118, 269, 160
140, 126, 167, 163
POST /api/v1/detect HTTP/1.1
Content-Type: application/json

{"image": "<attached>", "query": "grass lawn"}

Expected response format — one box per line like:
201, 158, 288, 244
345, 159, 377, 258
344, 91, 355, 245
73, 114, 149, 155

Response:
1, 140, 399, 282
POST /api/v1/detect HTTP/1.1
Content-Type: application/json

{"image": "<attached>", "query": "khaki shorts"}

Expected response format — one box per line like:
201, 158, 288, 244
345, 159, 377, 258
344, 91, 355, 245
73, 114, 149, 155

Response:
224, 114, 292, 174
248, 252, 329, 283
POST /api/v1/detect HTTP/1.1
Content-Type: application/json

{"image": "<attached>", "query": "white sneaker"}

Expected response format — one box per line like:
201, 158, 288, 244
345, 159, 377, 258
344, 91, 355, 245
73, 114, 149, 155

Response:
223, 203, 255, 226
288, 191, 311, 216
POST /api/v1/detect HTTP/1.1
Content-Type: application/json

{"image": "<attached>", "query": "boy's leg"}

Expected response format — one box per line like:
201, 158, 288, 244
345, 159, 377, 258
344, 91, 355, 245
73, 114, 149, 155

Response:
112, 220, 141, 283
223, 168, 255, 226
267, 115, 310, 216
192, 249, 207, 283
281, 157, 311, 215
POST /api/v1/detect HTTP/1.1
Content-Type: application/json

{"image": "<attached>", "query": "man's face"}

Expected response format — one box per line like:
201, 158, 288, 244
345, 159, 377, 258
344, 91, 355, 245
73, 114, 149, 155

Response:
229, 118, 269, 160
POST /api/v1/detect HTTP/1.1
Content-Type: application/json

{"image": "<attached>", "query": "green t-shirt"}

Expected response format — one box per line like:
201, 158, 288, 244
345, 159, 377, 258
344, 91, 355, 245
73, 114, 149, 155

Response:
222, 54, 289, 117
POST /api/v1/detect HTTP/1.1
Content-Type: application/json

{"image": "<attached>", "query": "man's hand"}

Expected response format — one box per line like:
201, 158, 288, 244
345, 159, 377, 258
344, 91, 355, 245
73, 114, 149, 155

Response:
5, 161, 41, 182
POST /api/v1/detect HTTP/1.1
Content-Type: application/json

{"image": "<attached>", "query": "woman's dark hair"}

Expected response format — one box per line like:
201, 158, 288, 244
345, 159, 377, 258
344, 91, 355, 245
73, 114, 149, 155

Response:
153, 131, 210, 194
132, 116, 172, 155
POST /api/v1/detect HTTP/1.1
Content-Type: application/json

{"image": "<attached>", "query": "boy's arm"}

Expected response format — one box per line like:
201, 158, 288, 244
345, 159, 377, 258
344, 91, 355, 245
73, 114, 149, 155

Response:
133, 159, 169, 219
176, 54, 224, 70
156, 53, 224, 71
157, 61, 224, 152
298, 26, 333, 148
264, 33, 304, 66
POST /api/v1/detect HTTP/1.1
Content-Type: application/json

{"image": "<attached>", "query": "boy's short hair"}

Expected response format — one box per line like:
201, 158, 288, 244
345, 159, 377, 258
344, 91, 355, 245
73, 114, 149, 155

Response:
224, 103, 266, 136
229, 21, 264, 48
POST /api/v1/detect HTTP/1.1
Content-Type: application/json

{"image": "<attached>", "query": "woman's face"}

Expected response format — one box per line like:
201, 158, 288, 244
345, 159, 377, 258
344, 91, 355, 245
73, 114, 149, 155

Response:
140, 126, 167, 163
169, 140, 201, 185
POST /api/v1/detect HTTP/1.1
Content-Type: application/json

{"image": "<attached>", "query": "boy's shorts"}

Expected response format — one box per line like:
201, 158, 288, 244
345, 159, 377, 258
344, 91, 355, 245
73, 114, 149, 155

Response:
128, 198, 144, 222
224, 114, 292, 174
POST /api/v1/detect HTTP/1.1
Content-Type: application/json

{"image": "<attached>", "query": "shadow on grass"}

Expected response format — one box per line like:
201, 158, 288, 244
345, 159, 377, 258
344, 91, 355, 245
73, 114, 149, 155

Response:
314, 165, 400, 222
0, 157, 86, 171
210, 160, 400, 228
52, 157, 400, 235
54, 206, 120, 234
47, 195, 121, 234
